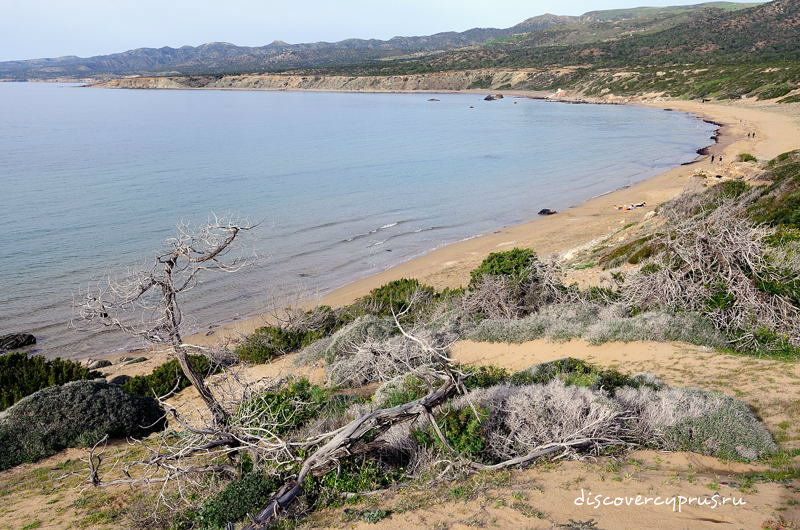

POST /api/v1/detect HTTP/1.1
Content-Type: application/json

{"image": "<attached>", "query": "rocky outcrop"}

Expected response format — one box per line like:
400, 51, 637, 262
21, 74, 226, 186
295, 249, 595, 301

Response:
0, 333, 36, 350
89, 70, 643, 107
92, 69, 569, 94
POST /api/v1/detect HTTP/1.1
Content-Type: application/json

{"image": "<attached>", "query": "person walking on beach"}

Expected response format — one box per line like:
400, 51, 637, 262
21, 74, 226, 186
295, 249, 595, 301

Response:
719, 155, 723, 164
711, 155, 715, 163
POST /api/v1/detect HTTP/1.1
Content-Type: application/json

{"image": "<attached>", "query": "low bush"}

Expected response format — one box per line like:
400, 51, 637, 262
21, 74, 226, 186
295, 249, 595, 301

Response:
412, 405, 489, 460
0, 380, 165, 470
467, 304, 727, 350
514, 357, 650, 392
469, 248, 538, 288
599, 236, 657, 268
391, 375, 774, 465
295, 314, 398, 367
738, 153, 757, 162
326, 326, 446, 387
355, 278, 436, 320
374, 374, 432, 408
0, 353, 101, 410
483, 381, 625, 461
235, 326, 322, 364
234, 377, 333, 439
616, 386, 776, 460
194, 472, 281, 530
122, 355, 216, 397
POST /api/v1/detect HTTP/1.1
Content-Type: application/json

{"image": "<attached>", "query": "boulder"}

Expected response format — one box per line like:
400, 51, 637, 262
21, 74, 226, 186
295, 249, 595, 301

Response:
0, 333, 36, 350
538, 208, 557, 216
484, 94, 497, 101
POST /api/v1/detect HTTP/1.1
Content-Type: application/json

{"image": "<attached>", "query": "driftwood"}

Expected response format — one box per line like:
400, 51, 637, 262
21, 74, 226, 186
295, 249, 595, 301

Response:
241, 377, 461, 529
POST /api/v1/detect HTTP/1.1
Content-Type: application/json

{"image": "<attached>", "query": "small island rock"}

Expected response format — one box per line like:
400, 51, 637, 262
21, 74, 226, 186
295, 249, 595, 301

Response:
0, 333, 36, 350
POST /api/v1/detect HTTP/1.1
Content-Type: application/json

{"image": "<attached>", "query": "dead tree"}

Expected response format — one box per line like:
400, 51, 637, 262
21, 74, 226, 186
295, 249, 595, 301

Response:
76, 214, 254, 425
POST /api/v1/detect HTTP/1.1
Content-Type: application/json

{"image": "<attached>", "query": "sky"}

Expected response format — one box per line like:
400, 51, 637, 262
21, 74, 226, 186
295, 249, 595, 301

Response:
0, 0, 755, 62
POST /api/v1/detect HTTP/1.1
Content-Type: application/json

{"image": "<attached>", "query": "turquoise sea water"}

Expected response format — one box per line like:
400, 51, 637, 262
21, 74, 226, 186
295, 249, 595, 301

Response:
0, 82, 715, 359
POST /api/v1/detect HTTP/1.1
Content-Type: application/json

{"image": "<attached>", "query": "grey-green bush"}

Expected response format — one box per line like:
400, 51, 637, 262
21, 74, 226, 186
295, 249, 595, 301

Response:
0, 380, 166, 470
380, 379, 774, 465
294, 315, 396, 367
468, 303, 726, 349
615, 386, 776, 460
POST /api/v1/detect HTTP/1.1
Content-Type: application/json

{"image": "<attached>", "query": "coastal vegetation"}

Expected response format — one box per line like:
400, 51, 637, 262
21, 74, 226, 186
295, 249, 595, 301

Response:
2, 151, 791, 528
0, 352, 101, 410
0, 381, 165, 471
3, 2, 800, 524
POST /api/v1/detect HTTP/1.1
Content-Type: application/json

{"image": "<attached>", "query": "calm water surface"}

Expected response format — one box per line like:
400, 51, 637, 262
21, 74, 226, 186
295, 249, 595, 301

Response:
0, 82, 715, 359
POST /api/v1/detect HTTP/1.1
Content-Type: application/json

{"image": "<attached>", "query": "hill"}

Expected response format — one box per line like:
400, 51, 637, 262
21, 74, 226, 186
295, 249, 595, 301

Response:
333, 0, 797, 74
0, 2, 757, 80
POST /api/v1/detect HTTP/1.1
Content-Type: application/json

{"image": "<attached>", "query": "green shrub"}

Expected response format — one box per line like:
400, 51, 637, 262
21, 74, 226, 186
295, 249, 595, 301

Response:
0, 353, 101, 410
462, 365, 511, 390
599, 236, 656, 268
737, 153, 757, 162
0, 381, 165, 471
704, 282, 736, 311
375, 374, 430, 408
753, 189, 800, 229
235, 326, 321, 364
469, 248, 538, 288
412, 405, 489, 460
356, 278, 435, 319
640, 263, 661, 275
194, 472, 281, 530
512, 357, 654, 392
122, 355, 215, 397
234, 378, 330, 437
309, 458, 396, 508
718, 179, 750, 199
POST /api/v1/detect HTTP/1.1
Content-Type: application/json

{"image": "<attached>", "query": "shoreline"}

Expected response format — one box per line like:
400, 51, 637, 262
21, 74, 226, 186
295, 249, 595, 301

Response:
83, 91, 800, 368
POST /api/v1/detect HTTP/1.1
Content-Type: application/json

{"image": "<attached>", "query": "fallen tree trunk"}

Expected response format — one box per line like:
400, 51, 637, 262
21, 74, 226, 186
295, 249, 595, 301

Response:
241, 377, 460, 529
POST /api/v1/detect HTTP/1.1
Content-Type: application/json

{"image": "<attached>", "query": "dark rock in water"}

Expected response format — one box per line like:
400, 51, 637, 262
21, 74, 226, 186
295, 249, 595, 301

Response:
495, 94, 504, 99
484, 95, 497, 101
428, 98, 440, 102
538, 208, 557, 216
0, 333, 36, 350
87, 359, 112, 370
109, 375, 132, 386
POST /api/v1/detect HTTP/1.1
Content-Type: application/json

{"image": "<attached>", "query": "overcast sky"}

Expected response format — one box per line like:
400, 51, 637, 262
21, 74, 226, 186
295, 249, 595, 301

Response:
0, 0, 756, 62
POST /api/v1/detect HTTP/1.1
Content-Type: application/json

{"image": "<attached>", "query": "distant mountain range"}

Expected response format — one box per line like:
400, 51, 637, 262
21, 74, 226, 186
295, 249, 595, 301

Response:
0, 2, 765, 80
358, 0, 798, 75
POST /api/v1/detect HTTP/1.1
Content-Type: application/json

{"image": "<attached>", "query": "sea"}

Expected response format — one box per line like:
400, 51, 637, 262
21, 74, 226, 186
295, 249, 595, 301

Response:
0, 82, 716, 359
